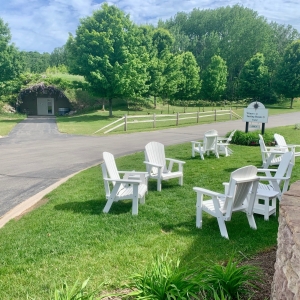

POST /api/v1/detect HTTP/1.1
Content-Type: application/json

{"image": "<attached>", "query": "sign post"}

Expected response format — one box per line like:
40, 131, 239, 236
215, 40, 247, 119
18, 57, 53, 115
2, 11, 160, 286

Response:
243, 102, 268, 134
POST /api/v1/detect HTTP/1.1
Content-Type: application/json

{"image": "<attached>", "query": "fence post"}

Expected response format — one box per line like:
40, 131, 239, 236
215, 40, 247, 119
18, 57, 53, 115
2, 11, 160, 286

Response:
197, 111, 199, 123
176, 112, 179, 126
230, 108, 232, 120
214, 109, 217, 121
124, 114, 127, 131
153, 113, 156, 128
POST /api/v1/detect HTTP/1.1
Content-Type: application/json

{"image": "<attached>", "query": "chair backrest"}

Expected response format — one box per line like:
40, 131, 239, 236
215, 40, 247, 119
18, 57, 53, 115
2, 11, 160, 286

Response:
274, 133, 288, 152
145, 142, 167, 173
226, 130, 236, 143
223, 165, 259, 218
103, 152, 120, 182
259, 134, 268, 163
203, 130, 218, 152
274, 151, 294, 184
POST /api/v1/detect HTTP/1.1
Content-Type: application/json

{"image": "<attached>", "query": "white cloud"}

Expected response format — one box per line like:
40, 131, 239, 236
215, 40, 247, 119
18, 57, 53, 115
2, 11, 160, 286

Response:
0, 0, 299, 53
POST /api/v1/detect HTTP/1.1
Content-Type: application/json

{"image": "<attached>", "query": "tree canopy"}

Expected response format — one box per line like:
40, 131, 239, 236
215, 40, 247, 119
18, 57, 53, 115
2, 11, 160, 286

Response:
0, 18, 25, 97
65, 3, 149, 116
275, 40, 300, 107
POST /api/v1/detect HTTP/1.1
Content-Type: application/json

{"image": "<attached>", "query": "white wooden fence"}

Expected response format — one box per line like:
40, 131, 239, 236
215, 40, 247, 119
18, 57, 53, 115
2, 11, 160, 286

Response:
94, 109, 241, 134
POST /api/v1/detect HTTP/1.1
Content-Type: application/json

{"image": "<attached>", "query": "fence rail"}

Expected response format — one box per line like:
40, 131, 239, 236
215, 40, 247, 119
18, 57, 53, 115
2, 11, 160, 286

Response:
94, 109, 242, 134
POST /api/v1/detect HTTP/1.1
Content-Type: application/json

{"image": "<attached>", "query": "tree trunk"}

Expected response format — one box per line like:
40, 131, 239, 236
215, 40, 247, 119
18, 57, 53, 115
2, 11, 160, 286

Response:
109, 98, 113, 117
154, 96, 157, 108
290, 97, 294, 109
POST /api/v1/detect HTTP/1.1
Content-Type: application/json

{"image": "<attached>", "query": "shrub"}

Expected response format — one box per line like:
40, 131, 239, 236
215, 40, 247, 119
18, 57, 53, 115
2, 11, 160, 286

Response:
231, 130, 274, 146
201, 257, 260, 299
127, 253, 202, 299
294, 123, 300, 130
50, 279, 98, 300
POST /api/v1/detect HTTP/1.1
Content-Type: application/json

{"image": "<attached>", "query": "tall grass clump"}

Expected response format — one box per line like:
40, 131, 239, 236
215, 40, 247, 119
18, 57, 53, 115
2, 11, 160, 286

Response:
127, 253, 202, 299
201, 257, 260, 299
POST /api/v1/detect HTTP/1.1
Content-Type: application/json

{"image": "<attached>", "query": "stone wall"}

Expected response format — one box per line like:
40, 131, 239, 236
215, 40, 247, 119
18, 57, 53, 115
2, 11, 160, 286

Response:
272, 180, 300, 300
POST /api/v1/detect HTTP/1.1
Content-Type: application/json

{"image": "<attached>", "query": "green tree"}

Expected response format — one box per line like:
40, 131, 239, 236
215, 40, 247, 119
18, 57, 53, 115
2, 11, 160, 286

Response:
20, 51, 50, 73
145, 27, 175, 108
162, 5, 277, 100
160, 51, 182, 106
0, 18, 25, 97
65, 4, 149, 116
275, 40, 300, 108
201, 55, 227, 101
239, 53, 269, 101
174, 51, 200, 106
50, 46, 67, 67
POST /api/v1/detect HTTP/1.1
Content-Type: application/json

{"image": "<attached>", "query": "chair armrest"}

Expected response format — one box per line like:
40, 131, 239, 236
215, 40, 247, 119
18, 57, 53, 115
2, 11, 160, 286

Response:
217, 137, 228, 142
217, 142, 230, 146
257, 168, 277, 173
103, 178, 141, 184
261, 149, 285, 154
193, 187, 223, 197
191, 141, 202, 146
259, 176, 290, 181
143, 161, 163, 168
165, 158, 186, 164
119, 171, 148, 176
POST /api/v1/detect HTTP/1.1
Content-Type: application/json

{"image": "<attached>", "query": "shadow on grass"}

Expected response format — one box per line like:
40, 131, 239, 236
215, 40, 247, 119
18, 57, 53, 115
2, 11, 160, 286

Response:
54, 198, 133, 215
0, 118, 25, 123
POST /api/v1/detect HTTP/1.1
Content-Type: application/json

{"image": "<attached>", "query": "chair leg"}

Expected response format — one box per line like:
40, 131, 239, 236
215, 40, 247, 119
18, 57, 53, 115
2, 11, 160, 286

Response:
103, 197, 114, 213
132, 185, 139, 215
157, 178, 162, 191
246, 214, 257, 229
179, 175, 183, 186
216, 216, 229, 239
192, 147, 195, 157
196, 199, 202, 228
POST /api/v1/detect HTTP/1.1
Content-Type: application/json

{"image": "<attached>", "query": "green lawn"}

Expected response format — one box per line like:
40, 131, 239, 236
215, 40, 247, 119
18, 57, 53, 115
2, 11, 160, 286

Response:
0, 125, 299, 299
56, 100, 300, 136
0, 113, 25, 136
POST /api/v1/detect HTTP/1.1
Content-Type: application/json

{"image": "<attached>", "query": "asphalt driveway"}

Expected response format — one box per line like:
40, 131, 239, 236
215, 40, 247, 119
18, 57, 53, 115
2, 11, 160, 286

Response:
0, 112, 299, 226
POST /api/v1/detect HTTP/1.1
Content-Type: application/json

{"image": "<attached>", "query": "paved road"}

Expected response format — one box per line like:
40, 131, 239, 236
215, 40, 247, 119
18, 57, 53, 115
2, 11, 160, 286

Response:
0, 112, 299, 222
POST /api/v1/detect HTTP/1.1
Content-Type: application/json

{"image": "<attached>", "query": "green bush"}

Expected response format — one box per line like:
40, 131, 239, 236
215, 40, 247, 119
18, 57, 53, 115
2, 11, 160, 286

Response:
231, 130, 274, 146
201, 257, 260, 299
50, 279, 98, 300
127, 253, 202, 299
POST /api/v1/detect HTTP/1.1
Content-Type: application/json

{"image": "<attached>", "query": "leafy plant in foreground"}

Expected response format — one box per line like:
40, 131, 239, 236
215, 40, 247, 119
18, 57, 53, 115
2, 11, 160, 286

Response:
201, 257, 260, 299
51, 278, 98, 300
127, 253, 202, 299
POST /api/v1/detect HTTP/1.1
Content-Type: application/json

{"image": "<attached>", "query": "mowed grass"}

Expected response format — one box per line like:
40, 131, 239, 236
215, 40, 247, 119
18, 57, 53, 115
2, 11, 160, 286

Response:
0, 113, 25, 136
0, 125, 299, 299
56, 100, 300, 136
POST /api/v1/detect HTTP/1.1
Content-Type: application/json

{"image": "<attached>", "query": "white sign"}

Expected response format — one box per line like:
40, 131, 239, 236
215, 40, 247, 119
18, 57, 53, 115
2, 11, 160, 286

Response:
249, 124, 260, 129
243, 102, 268, 123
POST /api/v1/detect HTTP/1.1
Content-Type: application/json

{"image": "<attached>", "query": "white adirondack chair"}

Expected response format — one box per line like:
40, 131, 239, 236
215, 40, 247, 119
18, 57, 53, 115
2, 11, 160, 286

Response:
144, 141, 185, 192
256, 151, 294, 202
193, 165, 259, 239
274, 133, 300, 163
217, 129, 236, 156
191, 129, 219, 160
259, 134, 285, 168
101, 152, 148, 215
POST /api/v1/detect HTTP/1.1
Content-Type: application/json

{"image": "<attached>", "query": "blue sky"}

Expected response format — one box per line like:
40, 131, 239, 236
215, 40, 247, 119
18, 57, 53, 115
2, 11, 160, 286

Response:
1, 0, 299, 53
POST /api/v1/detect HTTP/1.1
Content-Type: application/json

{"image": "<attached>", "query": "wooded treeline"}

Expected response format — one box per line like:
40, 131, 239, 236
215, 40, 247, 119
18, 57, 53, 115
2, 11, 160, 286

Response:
1, 4, 300, 114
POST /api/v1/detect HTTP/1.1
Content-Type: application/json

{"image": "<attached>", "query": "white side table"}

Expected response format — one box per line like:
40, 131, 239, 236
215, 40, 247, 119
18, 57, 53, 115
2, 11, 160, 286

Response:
253, 189, 279, 221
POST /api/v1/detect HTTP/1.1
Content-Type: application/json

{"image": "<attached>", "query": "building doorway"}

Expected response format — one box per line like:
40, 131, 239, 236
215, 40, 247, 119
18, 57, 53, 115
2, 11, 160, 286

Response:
37, 98, 54, 115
